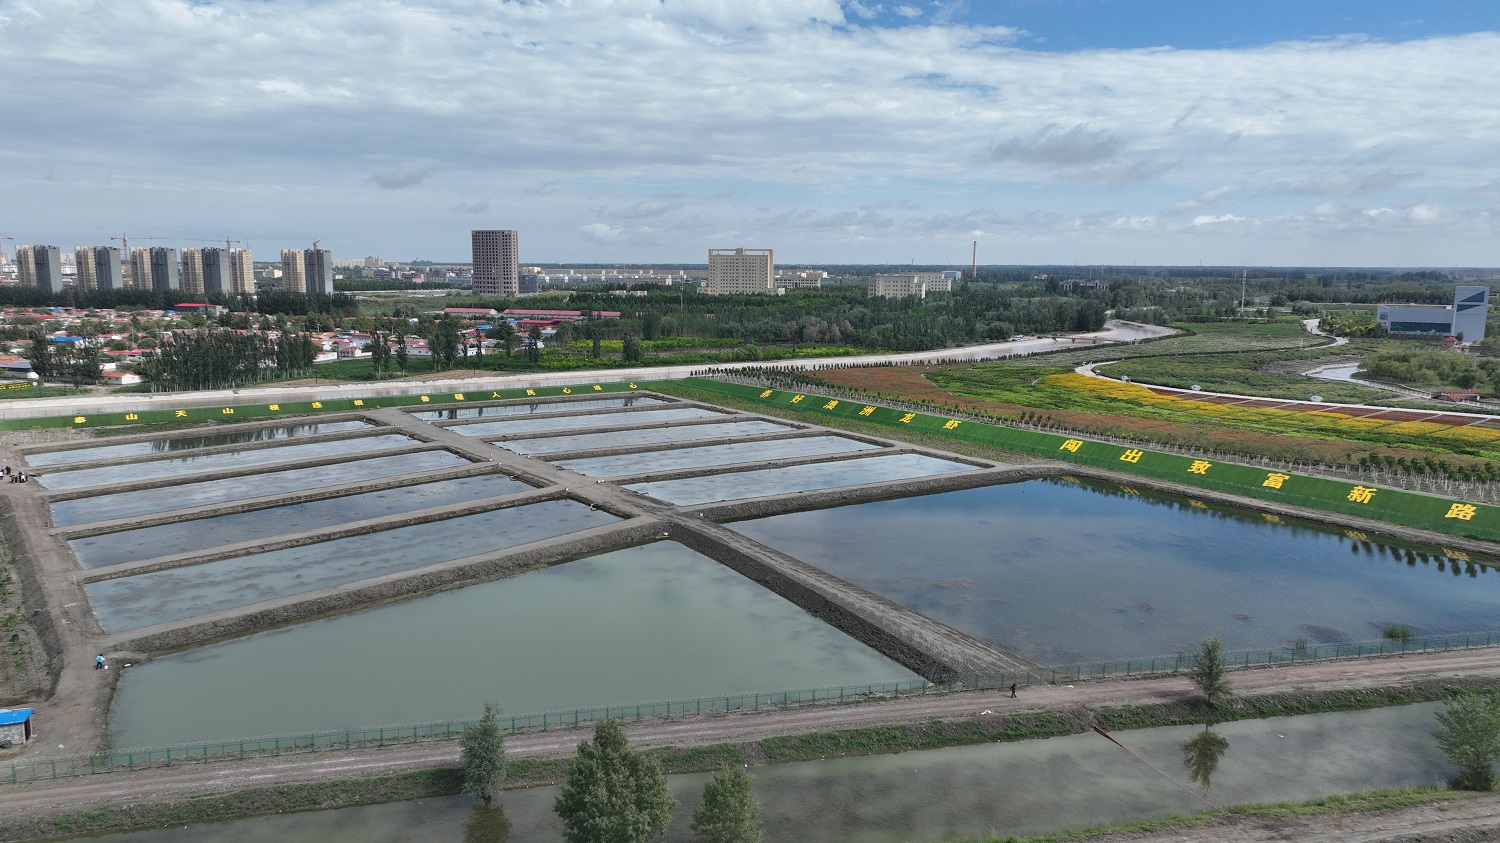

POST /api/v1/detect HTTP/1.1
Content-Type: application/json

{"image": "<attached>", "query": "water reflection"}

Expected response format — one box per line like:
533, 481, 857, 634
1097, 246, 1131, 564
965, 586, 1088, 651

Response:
23, 422, 371, 467
732, 478, 1500, 663
464, 805, 512, 843
1181, 724, 1230, 790
412, 396, 666, 421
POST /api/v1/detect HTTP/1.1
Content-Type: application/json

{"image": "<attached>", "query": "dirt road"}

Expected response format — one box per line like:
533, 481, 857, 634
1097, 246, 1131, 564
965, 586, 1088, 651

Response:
4, 647, 1500, 839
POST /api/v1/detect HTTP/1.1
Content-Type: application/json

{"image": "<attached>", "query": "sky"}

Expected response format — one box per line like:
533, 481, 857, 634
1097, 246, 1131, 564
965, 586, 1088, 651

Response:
2, 0, 1499, 267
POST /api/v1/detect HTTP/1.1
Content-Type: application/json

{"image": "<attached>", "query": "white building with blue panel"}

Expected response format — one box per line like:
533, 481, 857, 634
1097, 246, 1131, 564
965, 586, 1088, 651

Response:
1377, 286, 1490, 342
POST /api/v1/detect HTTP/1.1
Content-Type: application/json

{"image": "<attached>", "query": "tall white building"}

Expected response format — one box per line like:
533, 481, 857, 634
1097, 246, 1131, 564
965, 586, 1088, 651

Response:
229, 248, 254, 294
868, 272, 949, 299
280, 249, 308, 293
17, 245, 63, 292
472, 230, 519, 297
129, 248, 150, 290
180, 248, 206, 296
75, 246, 124, 291
707, 248, 775, 295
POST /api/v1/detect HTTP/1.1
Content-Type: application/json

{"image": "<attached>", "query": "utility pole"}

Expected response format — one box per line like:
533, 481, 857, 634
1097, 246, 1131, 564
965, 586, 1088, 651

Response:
1240, 269, 1247, 311
971, 240, 978, 279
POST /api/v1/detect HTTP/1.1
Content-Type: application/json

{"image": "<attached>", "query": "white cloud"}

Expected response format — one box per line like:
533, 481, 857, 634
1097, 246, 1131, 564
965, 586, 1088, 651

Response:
0, 1, 1497, 263
895, 5, 922, 18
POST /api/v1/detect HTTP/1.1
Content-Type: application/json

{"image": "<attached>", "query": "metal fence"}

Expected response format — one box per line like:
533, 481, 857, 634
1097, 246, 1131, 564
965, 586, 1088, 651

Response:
6, 630, 1498, 785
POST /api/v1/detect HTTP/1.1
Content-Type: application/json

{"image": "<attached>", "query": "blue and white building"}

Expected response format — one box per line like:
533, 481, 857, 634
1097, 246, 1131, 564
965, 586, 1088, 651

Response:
1377, 286, 1490, 342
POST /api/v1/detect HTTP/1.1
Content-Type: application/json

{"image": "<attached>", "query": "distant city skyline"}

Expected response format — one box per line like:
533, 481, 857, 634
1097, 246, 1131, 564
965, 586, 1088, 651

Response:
3, 1, 1499, 267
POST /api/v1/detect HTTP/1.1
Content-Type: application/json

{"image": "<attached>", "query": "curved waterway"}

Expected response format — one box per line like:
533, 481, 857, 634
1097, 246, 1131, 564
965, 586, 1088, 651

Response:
108, 542, 916, 749
70, 474, 533, 568
22, 420, 372, 468
85, 703, 1450, 842
733, 478, 1500, 664
48, 451, 471, 527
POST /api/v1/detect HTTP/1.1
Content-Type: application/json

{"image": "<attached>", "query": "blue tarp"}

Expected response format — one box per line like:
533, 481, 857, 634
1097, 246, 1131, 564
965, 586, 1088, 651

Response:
0, 708, 33, 726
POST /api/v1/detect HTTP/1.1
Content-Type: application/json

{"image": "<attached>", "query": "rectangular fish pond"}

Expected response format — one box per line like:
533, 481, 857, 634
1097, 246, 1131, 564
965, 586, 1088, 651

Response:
84, 499, 617, 632
732, 477, 1500, 664
20, 420, 372, 468
552, 434, 881, 477
48, 450, 472, 527
447, 406, 724, 437
106, 541, 917, 749
624, 453, 978, 505
70, 473, 534, 569
501, 419, 795, 456
35, 433, 418, 491
409, 395, 667, 420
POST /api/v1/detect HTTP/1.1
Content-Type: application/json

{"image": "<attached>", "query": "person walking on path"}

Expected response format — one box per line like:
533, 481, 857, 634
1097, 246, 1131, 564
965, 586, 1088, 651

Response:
95, 654, 106, 670
1010, 683, 1017, 698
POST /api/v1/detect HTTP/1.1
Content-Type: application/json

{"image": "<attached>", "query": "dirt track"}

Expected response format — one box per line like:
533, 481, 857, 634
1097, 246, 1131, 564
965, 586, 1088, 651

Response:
4, 647, 1500, 841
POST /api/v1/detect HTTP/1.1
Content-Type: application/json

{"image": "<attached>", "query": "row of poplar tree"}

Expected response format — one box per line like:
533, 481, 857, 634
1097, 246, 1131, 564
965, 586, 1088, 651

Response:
461, 704, 762, 843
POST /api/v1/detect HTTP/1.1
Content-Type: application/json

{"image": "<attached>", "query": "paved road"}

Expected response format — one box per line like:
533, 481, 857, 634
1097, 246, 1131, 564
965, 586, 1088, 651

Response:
3, 646, 1499, 825
0, 321, 1176, 422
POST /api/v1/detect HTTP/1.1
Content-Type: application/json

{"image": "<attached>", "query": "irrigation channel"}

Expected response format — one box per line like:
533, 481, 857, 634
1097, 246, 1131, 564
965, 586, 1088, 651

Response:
1, 380, 1499, 839
70, 704, 1455, 843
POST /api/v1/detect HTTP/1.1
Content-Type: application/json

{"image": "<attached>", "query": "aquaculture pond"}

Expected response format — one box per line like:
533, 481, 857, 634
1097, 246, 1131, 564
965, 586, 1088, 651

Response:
553, 435, 881, 477
70, 474, 533, 569
502, 419, 794, 456
48, 451, 470, 527
36, 434, 416, 491
20, 420, 371, 468
94, 703, 1451, 842
409, 395, 666, 420
107, 542, 916, 749
734, 478, 1500, 665
448, 406, 722, 437
624, 453, 978, 505
84, 500, 616, 632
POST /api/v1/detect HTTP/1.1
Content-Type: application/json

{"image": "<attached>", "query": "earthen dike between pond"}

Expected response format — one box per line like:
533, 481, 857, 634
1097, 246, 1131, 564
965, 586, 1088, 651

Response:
3, 386, 1500, 818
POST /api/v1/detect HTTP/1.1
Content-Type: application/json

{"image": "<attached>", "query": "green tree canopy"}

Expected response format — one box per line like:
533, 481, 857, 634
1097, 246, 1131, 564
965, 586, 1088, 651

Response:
1434, 691, 1500, 791
1189, 637, 1232, 708
461, 702, 507, 806
691, 767, 763, 843
554, 718, 675, 843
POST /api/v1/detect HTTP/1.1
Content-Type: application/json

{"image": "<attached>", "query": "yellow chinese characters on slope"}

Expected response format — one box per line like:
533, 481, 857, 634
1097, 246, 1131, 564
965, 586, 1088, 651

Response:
1347, 486, 1377, 504
1119, 449, 1143, 463
790, 394, 805, 404
759, 389, 773, 399
899, 413, 916, 424
858, 406, 876, 416
1059, 439, 1083, 453
822, 400, 839, 410
1263, 472, 1290, 489
943, 419, 961, 430
1187, 460, 1211, 475
1446, 503, 1478, 521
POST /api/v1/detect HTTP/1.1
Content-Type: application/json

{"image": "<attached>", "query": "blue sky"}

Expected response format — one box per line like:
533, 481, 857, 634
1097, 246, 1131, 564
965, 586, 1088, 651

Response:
2, 0, 1498, 267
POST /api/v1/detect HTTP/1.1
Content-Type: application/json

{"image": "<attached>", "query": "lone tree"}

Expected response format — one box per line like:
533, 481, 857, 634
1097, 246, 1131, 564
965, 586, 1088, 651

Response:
691, 767, 763, 843
460, 702, 507, 806
1189, 637, 1232, 708
1434, 691, 1500, 791
555, 718, 675, 843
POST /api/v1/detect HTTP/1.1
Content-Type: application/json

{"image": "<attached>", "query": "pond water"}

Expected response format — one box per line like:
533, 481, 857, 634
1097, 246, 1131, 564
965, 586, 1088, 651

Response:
409, 396, 666, 420
448, 407, 722, 437
733, 478, 1500, 664
70, 474, 534, 569
90, 703, 1450, 843
37, 434, 417, 491
553, 435, 881, 477
502, 420, 794, 456
48, 451, 471, 527
624, 453, 978, 506
21, 421, 372, 468
107, 542, 916, 749
84, 500, 617, 633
